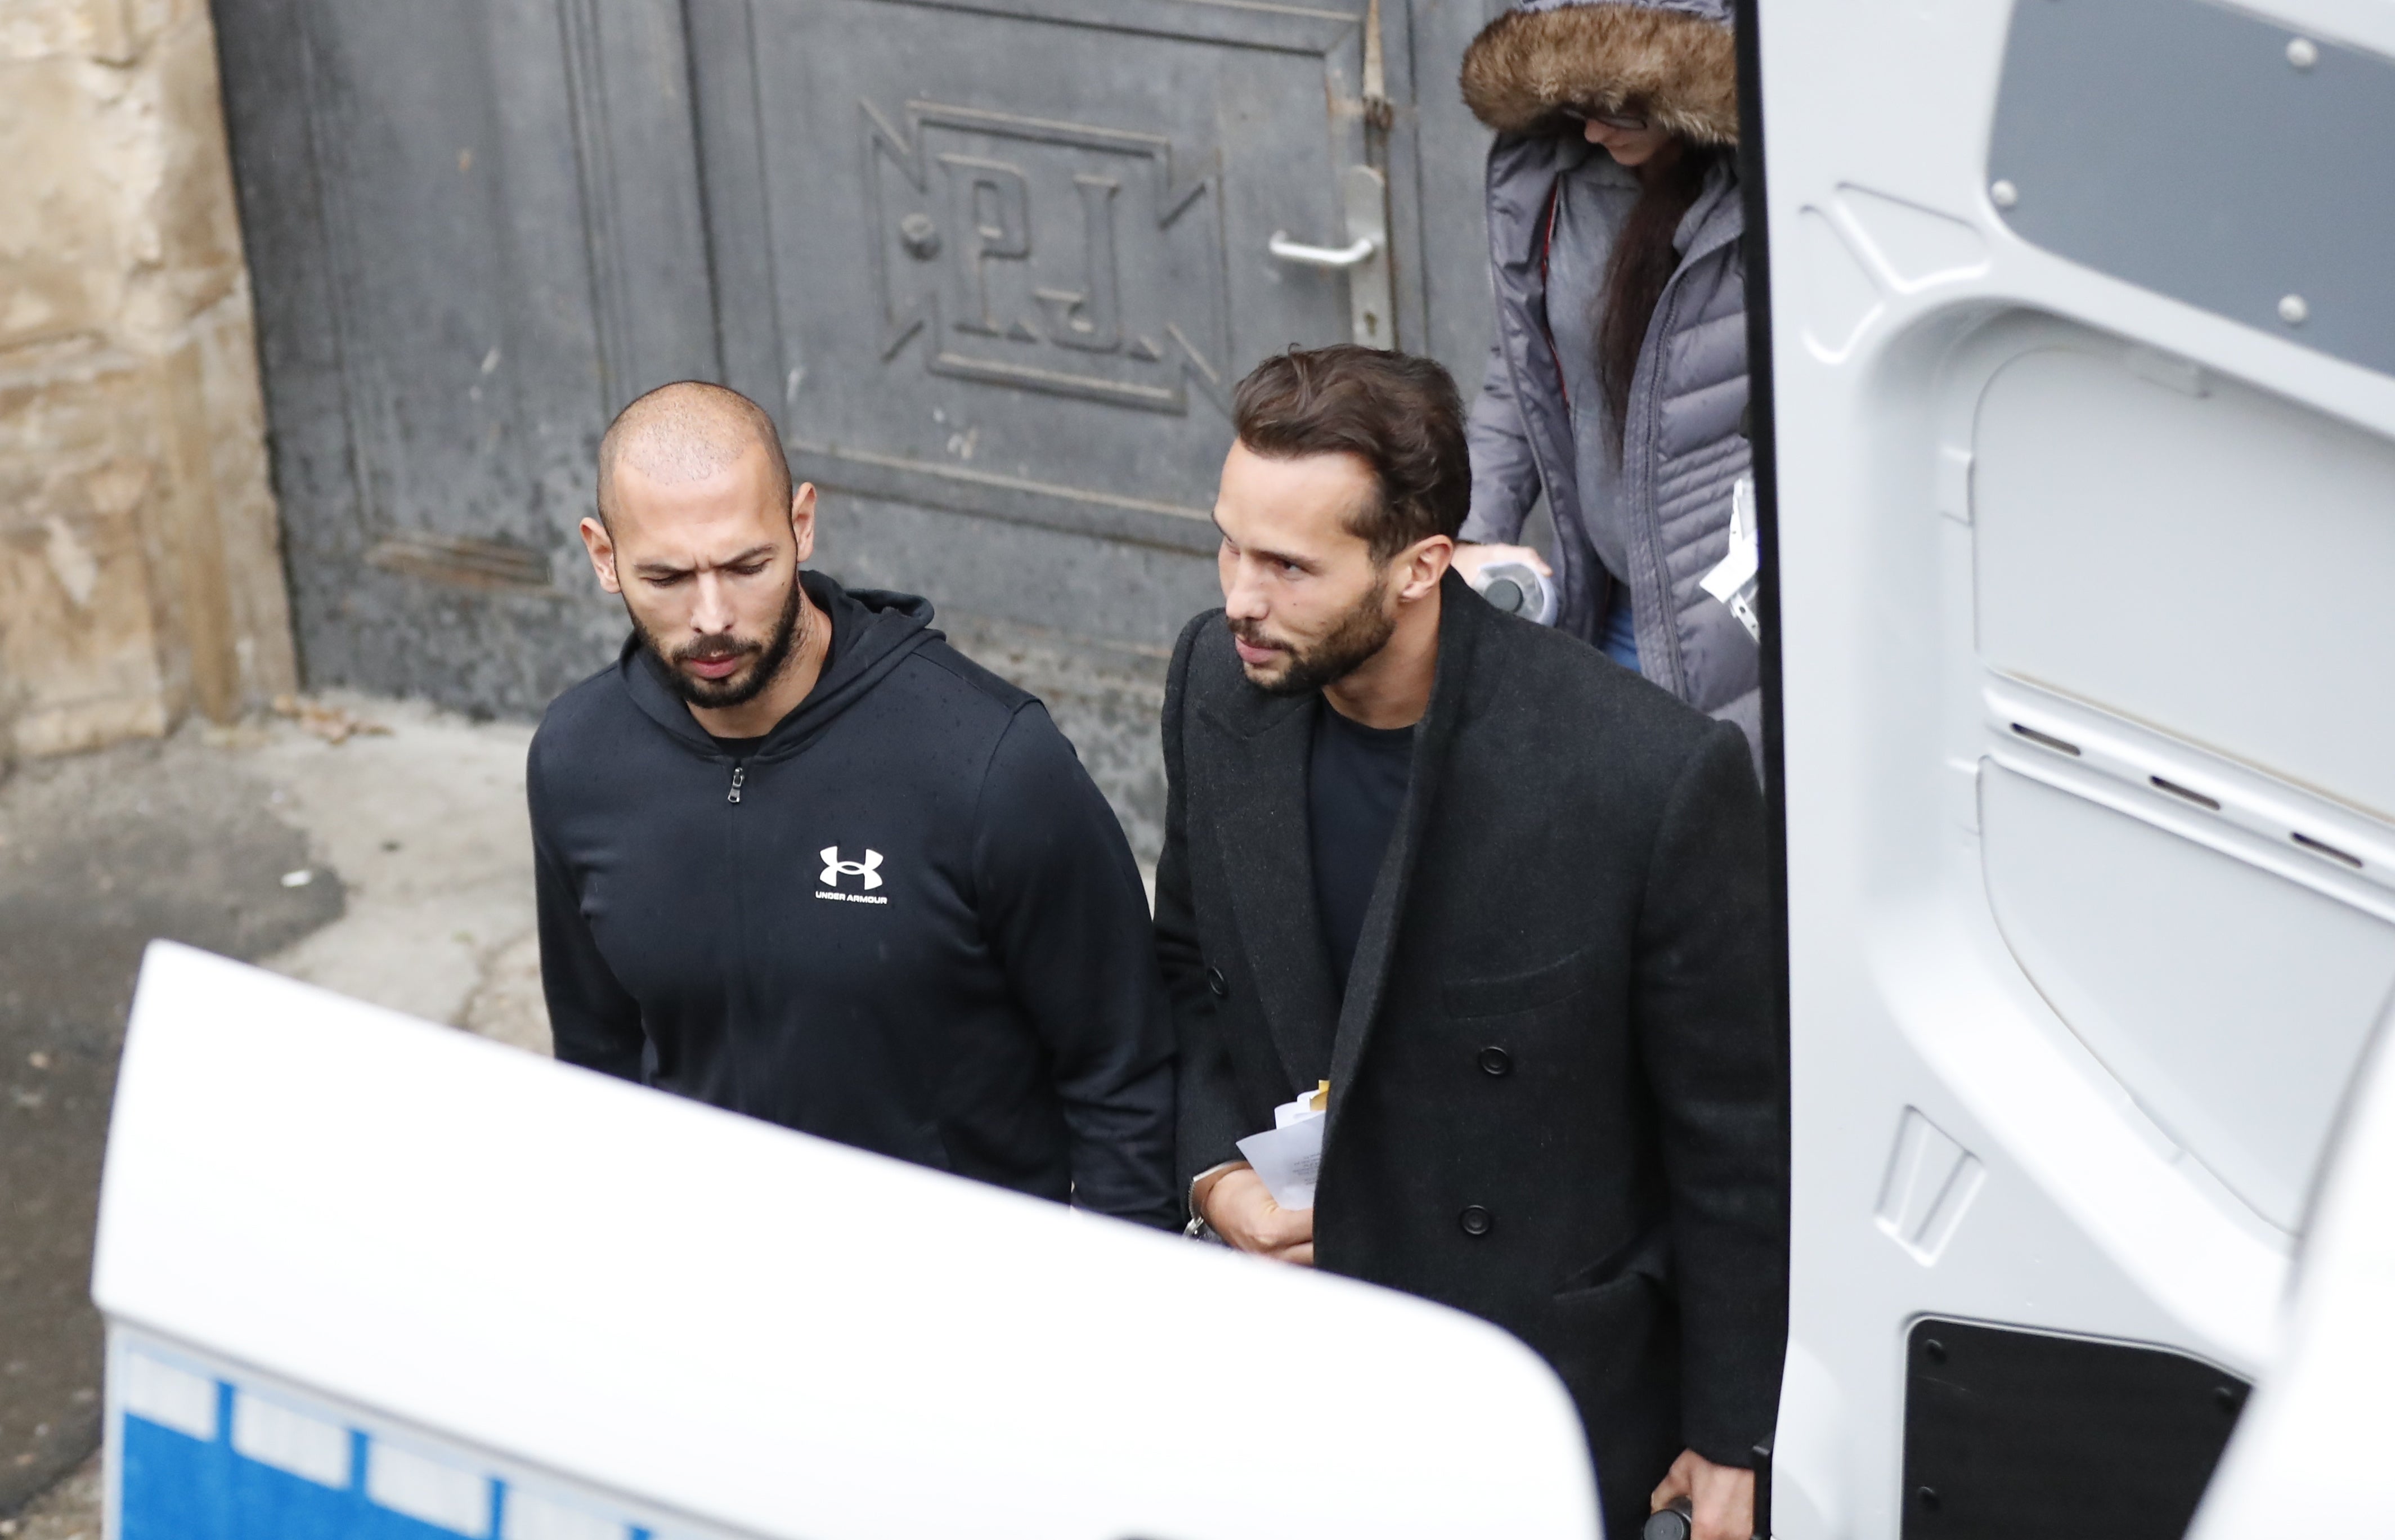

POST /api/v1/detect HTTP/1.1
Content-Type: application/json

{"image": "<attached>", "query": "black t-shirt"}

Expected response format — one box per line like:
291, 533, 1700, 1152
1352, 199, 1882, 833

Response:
1308, 700, 1416, 995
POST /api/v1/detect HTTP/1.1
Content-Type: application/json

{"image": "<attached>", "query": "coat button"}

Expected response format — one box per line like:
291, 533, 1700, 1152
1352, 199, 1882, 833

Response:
1477, 1045, 1513, 1077
1458, 1205, 1493, 1237
1205, 966, 1228, 998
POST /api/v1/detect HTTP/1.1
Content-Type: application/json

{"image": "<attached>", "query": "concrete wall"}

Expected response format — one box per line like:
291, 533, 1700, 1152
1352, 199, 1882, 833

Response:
0, 0, 294, 763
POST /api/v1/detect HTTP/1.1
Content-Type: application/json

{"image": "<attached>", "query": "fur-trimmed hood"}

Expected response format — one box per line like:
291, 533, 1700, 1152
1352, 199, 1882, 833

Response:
1460, 0, 1737, 145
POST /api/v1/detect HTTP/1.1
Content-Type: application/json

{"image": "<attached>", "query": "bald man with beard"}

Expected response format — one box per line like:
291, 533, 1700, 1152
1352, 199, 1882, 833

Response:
528, 380, 1179, 1227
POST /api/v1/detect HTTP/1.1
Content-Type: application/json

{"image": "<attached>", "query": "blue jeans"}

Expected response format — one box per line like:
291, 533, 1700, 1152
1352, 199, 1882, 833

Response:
1600, 586, 1640, 671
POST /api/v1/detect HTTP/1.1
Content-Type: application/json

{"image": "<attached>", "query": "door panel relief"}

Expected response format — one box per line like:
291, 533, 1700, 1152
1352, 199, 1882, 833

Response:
558, 0, 722, 410
863, 100, 1226, 414
733, 0, 1371, 553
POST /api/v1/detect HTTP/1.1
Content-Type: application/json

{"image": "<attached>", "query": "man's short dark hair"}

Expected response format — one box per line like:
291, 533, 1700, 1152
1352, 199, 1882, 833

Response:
1230, 345, 1470, 563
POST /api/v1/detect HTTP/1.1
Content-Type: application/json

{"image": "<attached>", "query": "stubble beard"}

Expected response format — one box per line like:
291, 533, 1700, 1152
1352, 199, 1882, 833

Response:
634, 575, 808, 711
1231, 577, 1397, 698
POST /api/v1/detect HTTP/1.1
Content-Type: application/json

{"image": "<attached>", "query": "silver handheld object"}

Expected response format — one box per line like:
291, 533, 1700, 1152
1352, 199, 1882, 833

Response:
1641, 1496, 1694, 1540
1469, 558, 1558, 626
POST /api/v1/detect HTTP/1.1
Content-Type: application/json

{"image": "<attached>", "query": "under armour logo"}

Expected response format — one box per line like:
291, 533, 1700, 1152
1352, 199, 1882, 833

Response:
819, 846, 884, 890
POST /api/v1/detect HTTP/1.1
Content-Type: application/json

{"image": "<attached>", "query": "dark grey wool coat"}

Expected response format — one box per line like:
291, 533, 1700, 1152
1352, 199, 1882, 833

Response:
1155, 573, 1786, 1531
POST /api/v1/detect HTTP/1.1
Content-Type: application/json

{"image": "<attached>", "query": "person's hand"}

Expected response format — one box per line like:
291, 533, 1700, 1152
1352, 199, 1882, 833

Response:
1198, 1165, 1314, 1265
1452, 542, 1553, 583
1651, 1449, 1754, 1540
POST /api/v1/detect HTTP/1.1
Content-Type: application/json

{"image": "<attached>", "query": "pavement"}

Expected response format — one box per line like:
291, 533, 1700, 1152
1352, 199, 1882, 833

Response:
0, 1452, 96, 1540
0, 611, 1167, 1525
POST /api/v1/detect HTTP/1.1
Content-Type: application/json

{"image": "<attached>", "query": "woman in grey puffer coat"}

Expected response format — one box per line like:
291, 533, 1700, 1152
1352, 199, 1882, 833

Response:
1454, 0, 1760, 767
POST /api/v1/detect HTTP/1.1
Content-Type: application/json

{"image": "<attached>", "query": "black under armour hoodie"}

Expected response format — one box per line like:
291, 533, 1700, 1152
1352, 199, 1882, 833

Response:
529, 572, 1178, 1228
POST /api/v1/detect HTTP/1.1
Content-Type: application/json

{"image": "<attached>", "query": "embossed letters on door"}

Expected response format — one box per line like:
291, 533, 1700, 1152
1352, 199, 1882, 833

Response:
863, 100, 1227, 414
941, 154, 1033, 339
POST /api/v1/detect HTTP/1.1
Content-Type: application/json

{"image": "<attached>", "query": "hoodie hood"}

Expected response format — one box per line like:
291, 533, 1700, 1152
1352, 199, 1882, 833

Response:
620, 570, 939, 758
1460, 0, 1737, 145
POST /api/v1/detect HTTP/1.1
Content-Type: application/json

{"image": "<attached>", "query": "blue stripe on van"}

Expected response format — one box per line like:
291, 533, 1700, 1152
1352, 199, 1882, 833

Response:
119, 1370, 648, 1540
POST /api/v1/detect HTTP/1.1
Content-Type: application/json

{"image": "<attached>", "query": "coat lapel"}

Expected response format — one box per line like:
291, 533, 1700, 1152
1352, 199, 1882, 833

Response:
1324, 574, 1486, 1146
1194, 681, 1342, 1094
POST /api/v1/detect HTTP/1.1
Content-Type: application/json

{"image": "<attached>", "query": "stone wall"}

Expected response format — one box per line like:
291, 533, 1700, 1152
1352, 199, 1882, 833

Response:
0, 0, 295, 763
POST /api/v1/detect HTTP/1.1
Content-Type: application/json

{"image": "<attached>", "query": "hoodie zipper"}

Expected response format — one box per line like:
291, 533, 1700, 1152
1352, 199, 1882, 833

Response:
726, 763, 746, 805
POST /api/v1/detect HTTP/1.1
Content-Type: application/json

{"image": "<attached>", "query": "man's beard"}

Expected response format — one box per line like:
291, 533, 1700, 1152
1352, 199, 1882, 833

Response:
633, 577, 806, 711
1231, 580, 1397, 698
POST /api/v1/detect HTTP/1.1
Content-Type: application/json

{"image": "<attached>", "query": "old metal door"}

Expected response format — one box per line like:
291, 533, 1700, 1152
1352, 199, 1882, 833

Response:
685, 0, 1472, 630
210, 0, 1497, 839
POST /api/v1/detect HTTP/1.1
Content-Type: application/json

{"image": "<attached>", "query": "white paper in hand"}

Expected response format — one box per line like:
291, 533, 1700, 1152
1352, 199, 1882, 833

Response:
1235, 1086, 1328, 1210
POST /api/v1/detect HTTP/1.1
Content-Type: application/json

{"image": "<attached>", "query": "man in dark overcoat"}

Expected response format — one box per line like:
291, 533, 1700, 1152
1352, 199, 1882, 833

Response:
1158, 345, 1785, 1540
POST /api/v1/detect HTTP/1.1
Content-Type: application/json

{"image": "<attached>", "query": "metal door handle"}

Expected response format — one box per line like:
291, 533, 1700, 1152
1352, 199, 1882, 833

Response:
1267, 165, 1395, 347
1268, 232, 1378, 268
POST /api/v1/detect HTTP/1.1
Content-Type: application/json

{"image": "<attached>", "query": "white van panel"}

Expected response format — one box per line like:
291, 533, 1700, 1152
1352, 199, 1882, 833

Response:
1974, 344, 2395, 820
95, 943, 1597, 1540
1980, 764, 2395, 1229
1758, 0, 2395, 1530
